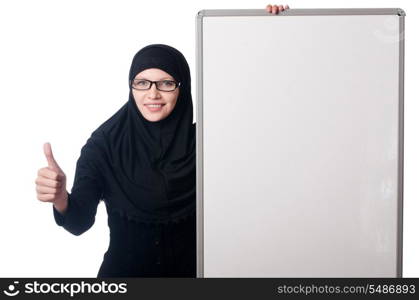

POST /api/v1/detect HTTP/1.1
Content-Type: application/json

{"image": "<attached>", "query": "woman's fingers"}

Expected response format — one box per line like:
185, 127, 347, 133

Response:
266, 4, 290, 14
36, 185, 59, 195
37, 193, 55, 202
35, 175, 63, 202
37, 167, 64, 182
36, 167, 66, 202
35, 176, 62, 188
36, 144, 69, 210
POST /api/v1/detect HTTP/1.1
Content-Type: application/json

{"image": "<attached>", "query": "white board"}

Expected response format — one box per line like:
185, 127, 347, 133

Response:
196, 8, 405, 278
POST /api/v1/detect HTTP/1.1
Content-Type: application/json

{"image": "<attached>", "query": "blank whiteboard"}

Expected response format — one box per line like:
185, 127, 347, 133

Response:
196, 8, 405, 278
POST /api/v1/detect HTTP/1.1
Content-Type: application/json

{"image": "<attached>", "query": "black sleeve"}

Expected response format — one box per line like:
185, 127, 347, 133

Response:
52, 134, 104, 236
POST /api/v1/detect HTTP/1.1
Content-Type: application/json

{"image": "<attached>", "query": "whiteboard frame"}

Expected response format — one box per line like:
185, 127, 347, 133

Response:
195, 8, 405, 278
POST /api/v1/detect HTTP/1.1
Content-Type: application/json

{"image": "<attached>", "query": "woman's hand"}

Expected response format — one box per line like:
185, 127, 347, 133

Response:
266, 4, 290, 14
35, 142, 68, 214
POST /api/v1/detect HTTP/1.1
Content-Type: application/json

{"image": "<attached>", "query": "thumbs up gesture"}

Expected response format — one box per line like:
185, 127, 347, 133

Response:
35, 142, 68, 214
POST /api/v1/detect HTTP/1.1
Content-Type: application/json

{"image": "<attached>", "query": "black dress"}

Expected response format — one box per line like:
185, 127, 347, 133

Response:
52, 118, 197, 278
51, 120, 196, 277
53, 202, 196, 277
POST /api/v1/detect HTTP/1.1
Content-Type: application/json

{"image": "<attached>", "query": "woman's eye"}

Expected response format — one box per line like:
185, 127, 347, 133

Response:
163, 81, 174, 86
138, 81, 148, 86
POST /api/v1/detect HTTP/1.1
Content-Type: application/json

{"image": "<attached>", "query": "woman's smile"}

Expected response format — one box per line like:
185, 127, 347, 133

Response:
132, 68, 179, 122
144, 103, 166, 112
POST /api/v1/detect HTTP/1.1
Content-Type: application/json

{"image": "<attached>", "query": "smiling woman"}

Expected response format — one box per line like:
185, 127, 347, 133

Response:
131, 68, 181, 122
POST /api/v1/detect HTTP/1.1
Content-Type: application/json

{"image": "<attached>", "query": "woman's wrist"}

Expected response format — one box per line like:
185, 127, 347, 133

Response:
53, 192, 69, 214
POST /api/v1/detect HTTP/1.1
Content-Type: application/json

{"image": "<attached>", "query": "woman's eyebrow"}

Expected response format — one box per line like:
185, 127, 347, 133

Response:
135, 77, 174, 80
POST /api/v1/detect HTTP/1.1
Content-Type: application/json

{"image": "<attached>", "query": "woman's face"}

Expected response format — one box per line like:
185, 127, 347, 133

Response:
131, 68, 180, 122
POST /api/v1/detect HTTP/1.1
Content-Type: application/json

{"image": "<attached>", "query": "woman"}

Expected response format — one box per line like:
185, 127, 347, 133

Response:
35, 5, 289, 278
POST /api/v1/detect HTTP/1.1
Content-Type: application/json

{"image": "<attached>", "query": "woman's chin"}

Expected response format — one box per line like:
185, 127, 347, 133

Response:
144, 113, 166, 122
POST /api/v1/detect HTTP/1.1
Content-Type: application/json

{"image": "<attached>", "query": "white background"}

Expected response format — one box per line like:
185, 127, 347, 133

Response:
0, 0, 417, 277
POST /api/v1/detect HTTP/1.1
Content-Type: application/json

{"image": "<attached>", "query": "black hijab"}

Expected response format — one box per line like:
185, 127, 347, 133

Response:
87, 44, 195, 224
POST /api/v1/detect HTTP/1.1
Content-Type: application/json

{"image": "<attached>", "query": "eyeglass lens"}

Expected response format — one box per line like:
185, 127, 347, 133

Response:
132, 80, 178, 91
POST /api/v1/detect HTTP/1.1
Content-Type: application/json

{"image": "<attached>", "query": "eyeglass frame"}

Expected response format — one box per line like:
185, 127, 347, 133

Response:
130, 79, 181, 92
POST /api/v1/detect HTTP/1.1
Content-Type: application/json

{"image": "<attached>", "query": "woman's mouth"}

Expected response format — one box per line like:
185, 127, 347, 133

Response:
145, 104, 165, 112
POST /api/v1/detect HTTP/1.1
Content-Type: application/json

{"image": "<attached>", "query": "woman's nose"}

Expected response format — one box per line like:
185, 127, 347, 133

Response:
148, 83, 160, 98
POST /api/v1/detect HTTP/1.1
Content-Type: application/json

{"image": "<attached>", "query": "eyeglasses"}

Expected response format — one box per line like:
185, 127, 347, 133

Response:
131, 79, 181, 92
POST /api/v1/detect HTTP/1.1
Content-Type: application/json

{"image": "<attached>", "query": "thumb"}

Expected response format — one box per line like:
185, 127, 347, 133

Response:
44, 142, 62, 172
